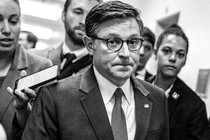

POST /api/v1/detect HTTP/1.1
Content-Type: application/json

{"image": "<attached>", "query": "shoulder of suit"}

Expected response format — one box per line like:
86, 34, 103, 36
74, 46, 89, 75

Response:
26, 50, 52, 70
40, 74, 83, 98
175, 77, 204, 102
135, 77, 165, 97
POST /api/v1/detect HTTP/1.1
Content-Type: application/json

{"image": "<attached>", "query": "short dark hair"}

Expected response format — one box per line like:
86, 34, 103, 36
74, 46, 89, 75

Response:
156, 24, 189, 54
21, 31, 38, 49
85, 1, 143, 37
142, 27, 156, 48
63, 0, 102, 14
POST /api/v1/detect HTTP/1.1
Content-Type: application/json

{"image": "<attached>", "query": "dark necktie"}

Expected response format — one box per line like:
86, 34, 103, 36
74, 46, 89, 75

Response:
111, 88, 128, 140
63, 53, 76, 69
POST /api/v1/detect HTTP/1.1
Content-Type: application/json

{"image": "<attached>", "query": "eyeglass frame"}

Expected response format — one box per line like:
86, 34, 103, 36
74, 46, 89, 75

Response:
90, 36, 144, 52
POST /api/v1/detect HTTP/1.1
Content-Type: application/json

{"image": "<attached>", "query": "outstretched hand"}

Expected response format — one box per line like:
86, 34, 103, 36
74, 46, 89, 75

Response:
7, 70, 37, 128
7, 70, 37, 111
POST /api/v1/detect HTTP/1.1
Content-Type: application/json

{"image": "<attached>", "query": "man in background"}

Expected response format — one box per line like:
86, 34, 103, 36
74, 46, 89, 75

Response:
135, 27, 155, 81
19, 30, 38, 50
30, 0, 102, 79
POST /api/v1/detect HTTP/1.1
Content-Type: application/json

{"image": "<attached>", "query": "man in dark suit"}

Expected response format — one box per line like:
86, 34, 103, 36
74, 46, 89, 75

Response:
135, 27, 155, 81
22, 1, 169, 139
147, 24, 210, 140
30, 0, 102, 80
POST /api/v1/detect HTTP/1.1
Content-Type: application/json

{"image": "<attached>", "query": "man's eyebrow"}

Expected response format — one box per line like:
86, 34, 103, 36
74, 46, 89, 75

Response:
104, 33, 140, 38
104, 33, 120, 38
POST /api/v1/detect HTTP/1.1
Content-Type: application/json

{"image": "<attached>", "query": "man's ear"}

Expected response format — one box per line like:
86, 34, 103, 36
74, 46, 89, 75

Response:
61, 11, 65, 23
83, 35, 94, 55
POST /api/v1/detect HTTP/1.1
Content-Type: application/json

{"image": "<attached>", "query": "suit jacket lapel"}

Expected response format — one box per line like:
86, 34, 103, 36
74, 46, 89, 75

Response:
48, 44, 62, 66
0, 45, 27, 121
132, 77, 152, 140
0, 65, 19, 121
168, 78, 183, 117
79, 67, 114, 140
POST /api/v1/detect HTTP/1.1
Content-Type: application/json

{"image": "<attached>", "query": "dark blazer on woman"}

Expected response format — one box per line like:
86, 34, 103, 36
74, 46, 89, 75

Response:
147, 76, 210, 140
0, 45, 52, 140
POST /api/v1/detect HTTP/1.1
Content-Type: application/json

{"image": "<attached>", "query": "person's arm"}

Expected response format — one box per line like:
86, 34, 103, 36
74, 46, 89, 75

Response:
22, 86, 58, 140
187, 100, 210, 140
7, 70, 37, 129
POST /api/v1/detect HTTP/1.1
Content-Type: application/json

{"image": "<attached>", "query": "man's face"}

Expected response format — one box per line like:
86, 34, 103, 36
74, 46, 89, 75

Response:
156, 34, 187, 78
19, 32, 31, 50
137, 40, 154, 70
62, 0, 99, 46
0, 0, 20, 54
90, 18, 141, 86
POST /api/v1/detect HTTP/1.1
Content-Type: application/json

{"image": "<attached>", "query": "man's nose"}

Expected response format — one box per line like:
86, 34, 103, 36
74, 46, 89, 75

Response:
119, 42, 130, 57
169, 53, 176, 63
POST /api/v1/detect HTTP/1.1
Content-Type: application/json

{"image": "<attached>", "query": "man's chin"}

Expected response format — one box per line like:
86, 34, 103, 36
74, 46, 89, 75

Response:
71, 36, 84, 46
114, 71, 132, 79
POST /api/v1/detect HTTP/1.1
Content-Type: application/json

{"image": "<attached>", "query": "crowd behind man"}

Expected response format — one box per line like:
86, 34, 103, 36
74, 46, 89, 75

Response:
29, 0, 102, 80
135, 26, 155, 81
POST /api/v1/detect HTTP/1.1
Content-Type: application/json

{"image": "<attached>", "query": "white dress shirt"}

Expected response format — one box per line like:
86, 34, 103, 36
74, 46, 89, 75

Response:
93, 66, 136, 140
61, 43, 88, 69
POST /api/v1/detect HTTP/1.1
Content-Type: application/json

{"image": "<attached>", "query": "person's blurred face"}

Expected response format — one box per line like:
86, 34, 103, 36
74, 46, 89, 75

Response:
156, 34, 187, 79
87, 18, 141, 86
137, 40, 154, 70
0, 0, 20, 55
62, 0, 99, 46
19, 32, 31, 50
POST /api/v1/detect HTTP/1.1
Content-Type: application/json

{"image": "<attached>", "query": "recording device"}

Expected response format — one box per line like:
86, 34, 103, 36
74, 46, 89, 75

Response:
15, 65, 59, 91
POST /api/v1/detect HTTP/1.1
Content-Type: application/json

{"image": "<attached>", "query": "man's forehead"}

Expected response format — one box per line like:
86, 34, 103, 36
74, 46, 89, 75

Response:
69, 0, 99, 10
95, 18, 140, 36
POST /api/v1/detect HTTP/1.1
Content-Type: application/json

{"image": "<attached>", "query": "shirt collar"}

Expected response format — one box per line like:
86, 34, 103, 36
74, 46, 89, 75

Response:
165, 83, 174, 97
62, 42, 88, 60
93, 66, 132, 105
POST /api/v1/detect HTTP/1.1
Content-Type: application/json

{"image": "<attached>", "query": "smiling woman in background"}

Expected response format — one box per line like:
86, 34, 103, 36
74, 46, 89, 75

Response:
0, 0, 51, 139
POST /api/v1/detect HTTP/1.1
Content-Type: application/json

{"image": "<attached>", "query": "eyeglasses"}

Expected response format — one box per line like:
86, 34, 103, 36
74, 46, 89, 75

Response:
91, 36, 144, 52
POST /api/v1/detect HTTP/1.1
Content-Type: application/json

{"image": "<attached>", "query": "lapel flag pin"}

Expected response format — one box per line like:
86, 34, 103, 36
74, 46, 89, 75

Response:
172, 92, 180, 99
144, 104, 149, 108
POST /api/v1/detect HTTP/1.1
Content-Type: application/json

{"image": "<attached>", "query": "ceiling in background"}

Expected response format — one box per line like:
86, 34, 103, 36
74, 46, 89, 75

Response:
19, 0, 65, 49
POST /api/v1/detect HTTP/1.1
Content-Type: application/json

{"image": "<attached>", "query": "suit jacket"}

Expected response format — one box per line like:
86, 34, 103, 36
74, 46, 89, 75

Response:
147, 76, 210, 140
22, 66, 169, 140
0, 45, 52, 140
29, 43, 92, 79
